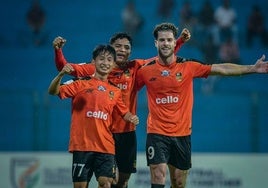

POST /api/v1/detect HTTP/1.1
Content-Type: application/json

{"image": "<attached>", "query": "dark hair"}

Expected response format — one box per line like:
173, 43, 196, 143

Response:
153, 23, 178, 39
109, 32, 133, 46
92, 44, 116, 61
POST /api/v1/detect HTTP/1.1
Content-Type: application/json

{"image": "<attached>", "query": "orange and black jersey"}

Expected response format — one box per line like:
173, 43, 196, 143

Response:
59, 77, 129, 154
55, 49, 158, 133
54, 38, 184, 133
136, 57, 212, 136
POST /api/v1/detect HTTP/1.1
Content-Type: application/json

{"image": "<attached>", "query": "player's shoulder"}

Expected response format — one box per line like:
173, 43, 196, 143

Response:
176, 56, 205, 64
139, 59, 157, 69
176, 56, 203, 64
61, 76, 92, 85
127, 59, 146, 69
107, 80, 120, 90
107, 81, 123, 97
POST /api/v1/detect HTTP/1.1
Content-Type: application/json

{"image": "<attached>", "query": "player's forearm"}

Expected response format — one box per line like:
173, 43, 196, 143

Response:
48, 73, 64, 95
211, 63, 255, 76
175, 37, 184, 54
55, 49, 67, 71
55, 49, 80, 77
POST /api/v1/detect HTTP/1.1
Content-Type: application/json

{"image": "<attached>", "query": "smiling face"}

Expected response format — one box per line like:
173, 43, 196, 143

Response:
155, 30, 176, 59
111, 38, 131, 67
94, 51, 115, 76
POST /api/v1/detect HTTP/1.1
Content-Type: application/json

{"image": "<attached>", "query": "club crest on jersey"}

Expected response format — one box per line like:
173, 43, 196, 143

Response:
176, 72, 182, 81
109, 91, 114, 99
98, 85, 106, 91
124, 70, 130, 78
161, 70, 170, 77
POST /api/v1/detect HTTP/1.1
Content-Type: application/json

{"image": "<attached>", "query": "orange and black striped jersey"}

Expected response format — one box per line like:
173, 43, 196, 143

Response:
59, 77, 129, 154
136, 57, 212, 136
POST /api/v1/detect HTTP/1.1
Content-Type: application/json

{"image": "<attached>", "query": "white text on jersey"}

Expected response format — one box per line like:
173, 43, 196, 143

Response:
86, 111, 108, 120
156, 96, 179, 104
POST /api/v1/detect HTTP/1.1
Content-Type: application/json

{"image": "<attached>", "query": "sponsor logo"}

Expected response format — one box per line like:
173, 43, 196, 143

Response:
86, 111, 108, 120
161, 70, 170, 77
98, 85, 106, 91
156, 96, 179, 104
117, 83, 128, 90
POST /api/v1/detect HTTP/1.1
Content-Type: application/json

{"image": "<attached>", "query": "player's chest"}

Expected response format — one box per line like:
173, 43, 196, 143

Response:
144, 68, 185, 89
108, 69, 135, 90
76, 85, 118, 107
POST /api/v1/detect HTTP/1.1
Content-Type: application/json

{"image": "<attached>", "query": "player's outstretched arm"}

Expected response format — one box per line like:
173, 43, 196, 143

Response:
210, 55, 268, 76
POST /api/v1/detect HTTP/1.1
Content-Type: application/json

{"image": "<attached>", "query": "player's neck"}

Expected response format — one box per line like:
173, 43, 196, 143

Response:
158, 54, 176, 66
115, 61, 128, 69
92, 73, 108, 81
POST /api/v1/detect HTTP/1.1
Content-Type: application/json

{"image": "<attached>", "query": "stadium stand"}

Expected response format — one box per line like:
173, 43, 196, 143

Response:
0, 0, 267, 152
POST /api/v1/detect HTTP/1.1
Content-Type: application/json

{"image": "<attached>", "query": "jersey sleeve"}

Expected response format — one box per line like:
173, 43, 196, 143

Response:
58, 80, 81, 99
188, 61, 212, 78
70, 63, 95, 77
135, 67, 145, 91
114, 90, 130, 117
174, 37, 184, 54
55, 49, 67, 71
55, 48, 95, 77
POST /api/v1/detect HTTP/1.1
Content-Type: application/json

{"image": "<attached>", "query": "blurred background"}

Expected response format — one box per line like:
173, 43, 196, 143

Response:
0, 0, 267, 153
1, 0, 268, 187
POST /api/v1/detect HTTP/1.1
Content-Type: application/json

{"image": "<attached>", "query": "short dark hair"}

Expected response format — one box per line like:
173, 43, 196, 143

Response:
92, 44, 116, 61
153, 23, 178, 39
109, 32, 133, 46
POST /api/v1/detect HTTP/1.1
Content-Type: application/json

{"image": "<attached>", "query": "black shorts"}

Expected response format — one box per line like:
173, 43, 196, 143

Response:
146, 133, 192, 170
72, 151, 116, 182
113, 131, 137, 173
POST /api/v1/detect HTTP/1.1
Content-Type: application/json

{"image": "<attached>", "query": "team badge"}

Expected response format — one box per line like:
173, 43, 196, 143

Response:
98, 85, 106, 91
161, 70, 170, 77
124, 70, 130, 78
176, 72, 183, 81
109, 91, 114, 100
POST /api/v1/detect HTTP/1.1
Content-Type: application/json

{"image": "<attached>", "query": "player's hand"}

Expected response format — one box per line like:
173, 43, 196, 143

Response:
60, 63, 75, 75
129, 115, 139, 125
254, 54, 268, 73
53, 36, 66, 49
180, 28, 191, 42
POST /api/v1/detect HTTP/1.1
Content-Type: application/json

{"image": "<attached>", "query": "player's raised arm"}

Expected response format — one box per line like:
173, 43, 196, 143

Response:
175, 28, 191, 54
53, 36, 95, 77
53, 36, 67, 71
